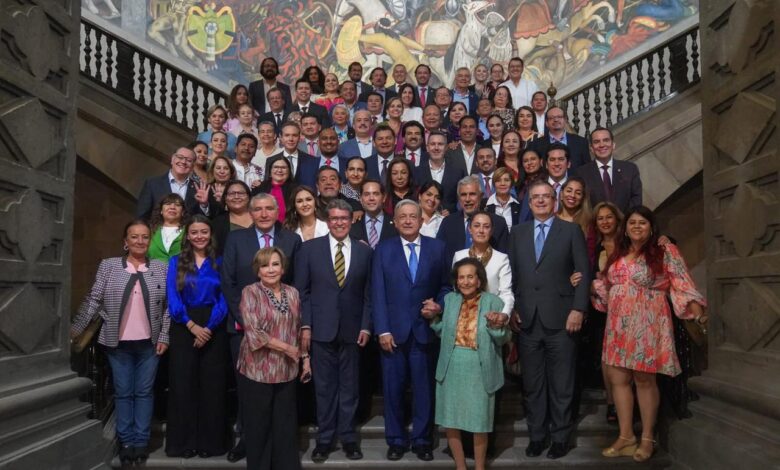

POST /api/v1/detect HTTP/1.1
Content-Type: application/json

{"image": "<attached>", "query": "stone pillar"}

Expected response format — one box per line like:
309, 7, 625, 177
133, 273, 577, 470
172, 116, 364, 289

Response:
0, 2, 106, 469
667, 1, 780, 468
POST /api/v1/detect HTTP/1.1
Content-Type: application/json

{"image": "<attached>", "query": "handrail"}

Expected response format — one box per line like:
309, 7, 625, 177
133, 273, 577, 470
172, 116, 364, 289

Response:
79, 18, 226, 133
558, 25, 700, 136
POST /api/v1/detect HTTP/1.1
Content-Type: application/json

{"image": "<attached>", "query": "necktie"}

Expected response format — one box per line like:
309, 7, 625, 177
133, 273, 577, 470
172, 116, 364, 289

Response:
535, 223, 546, 262
464, 218, 473, 248
419, 87, 426, 107
286, 155, 296, 175
334, 242, 345, 287
407, 242, 418, 282
308, 141, 316, 155
262, 233, 272, 248
409, 152, 416, 165
275, 113, 282, 127
325, 158, 333, 167
380, 159, 388, 180
302, 106, 308, 114
553, 182, 560, 211
368, 218, 379, 248
372, 115, 378, 126
484, 175, 492, 198
601, 164, 613, 200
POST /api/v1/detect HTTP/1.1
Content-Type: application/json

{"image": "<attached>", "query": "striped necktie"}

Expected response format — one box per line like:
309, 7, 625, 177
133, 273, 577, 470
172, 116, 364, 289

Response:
334, 242, 345, 287
368, 218, 379, 249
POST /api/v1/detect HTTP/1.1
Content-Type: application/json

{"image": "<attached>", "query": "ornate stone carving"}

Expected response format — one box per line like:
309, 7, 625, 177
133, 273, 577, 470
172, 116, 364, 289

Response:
0, 283, 59, 354
711, 0, 773, 73
0, 189, 53, 263
0, 98, 59, 168
2, 4, 59, 81
721, 183, 773, 258
720, 279, 780, 351
714, 91, 775, 164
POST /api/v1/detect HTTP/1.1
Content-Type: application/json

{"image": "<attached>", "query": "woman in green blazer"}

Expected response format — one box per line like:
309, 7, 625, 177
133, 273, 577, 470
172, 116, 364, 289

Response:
147, 193, 187, 263
426, 257, 511, 470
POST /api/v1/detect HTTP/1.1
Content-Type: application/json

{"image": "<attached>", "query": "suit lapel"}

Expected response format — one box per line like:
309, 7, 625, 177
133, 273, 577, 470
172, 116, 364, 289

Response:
321, 238, 340, 288
537, 218, 561, 266
395, 238, 413, 283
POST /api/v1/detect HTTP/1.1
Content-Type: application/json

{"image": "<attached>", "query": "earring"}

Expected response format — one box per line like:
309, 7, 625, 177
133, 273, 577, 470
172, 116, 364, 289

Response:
123, 244, 128, 251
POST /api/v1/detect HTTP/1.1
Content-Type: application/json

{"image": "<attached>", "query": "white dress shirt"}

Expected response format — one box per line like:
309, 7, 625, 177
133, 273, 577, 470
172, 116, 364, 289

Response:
296, 219, 330, 242
402, 107, 423, 123
452, 248, 514, 314
357, 138, 374, 159
402, 236, 422, 265
597, 157, 614, 182
283, 150, 300, 175
486, 193, 519, 232
328, 233, 352, 275
500, 78, 539, 109
461, 143, 477, 174
429, 161, 445, 184
421, 213, 444, 238
168, 171, 189, 199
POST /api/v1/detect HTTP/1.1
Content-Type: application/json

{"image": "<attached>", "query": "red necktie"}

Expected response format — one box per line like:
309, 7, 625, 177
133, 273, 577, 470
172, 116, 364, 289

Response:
601, 164, 613, 200
419, 87, 426, 107
308, 141, 316, 155
484, 175, 492, 198
410, 152, 416, 165
326, 158, 333, 167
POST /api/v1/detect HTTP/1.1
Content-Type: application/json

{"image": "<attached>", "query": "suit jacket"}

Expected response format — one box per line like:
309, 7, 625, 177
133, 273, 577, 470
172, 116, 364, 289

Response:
349, 212, 398, 244
445, 145, 480, 175
221, 225, 302, 334
354, 81, 372, 98
484, 199, 523, 228
292, 102, 331, 127
508, 218, 590, 330
574, 159, 642, 214
265, 150, 318, 189
71, 257, 170, 347
294, 236, 373, 342
414, 157, 467, 212
258, 110, 289, 134
529, 133, 591, 170
431, 292, 510, 393
337, 137, 375, 161
248, 79, 292, 114
416, 85, 433, 107
436, 211, 509, 264
364, 154, 394, 183
136, 173, 213, 221
359, 88, 397, 105
371, 236, 449, 344
450, 89, 480, 117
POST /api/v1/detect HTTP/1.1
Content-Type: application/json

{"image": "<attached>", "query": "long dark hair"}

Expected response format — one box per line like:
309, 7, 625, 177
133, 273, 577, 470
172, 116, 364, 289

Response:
227, 84, 250, 118
605, 206, 664, 276
515, 105, 539, 133
176, 214, 218, 292
302, 65, 325, 94
283, 185, 320, 232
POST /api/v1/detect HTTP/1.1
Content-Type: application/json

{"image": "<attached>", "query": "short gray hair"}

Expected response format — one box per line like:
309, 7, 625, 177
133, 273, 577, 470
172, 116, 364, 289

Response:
250, 192, 278, 210
457, 175, 482, 194
353, 109, 371, 124
326, 198, 353, 217
394, 199, 422, 217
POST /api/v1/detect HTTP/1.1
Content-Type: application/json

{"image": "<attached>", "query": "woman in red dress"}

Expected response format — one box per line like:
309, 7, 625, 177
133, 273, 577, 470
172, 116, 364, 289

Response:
592, 206, 707, 463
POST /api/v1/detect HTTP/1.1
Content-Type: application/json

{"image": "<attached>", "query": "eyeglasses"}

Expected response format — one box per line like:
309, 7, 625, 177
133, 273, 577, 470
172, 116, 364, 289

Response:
328, 216, 351, 222
226, 191, 248, 198
272, 166, 288, 172
548, 115, 565, 121
530, 194, 554, 201
173, 154, 195, 164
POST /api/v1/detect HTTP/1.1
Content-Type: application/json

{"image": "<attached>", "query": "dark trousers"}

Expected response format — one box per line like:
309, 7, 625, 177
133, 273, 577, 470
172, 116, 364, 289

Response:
518, 316, 577, 444
229, 332, 244, 439
239, 375, 301, 470
166, 307, 228, 456
312, 339, 359, 446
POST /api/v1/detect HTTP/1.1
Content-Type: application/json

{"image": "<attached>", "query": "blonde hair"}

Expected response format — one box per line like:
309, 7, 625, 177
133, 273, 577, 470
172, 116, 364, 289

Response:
251, 247, 288, 277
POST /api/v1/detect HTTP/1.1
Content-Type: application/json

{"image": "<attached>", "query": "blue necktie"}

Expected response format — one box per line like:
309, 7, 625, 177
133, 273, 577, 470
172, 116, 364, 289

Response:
408, 242, 418, 282
535, 223, 546, 262
464, 218, 473, 248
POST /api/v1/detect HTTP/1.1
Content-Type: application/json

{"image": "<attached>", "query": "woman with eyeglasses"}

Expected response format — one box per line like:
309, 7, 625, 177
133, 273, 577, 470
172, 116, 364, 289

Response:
254, 157, 295, 223
211, 180, 253, 256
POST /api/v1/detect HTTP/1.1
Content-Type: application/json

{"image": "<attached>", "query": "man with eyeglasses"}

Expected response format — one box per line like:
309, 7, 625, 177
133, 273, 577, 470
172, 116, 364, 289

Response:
220, 192, 302, 463
294, 199, 373, 463
507, 179, 589, 461
136, 144, 214, 220
500, 57, 539, 109
529, 106, 590, 169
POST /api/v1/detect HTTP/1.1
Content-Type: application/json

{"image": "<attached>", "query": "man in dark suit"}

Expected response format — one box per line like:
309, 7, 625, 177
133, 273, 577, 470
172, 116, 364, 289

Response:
136, 145, 213, 220
529, 106, 590, 169
340, 80, 367, 122
451, 67, 479, 116
359, 67, 397, 104
295, 199, 372, 463
445, 115, 481, 175
364, 126, 396, 183
338, 110, 375, 161
248, 57, 292, 114
349, 180, 398, 247
291, 79, 330, 127
257, 88, 288, 135
387, 63, 409, 94
508, 180, 590, 460
414, 131, 466, 212
574, 127, 642, 213
531, 91, 548, 136
348, 61, 372, 98
220, 192, 302, 462
436, 175, 509, 264
372, 199, 449, 462
414, 64, 433, 108
422, 104, 446, 143
434, 86, 453, 126
397, 121, 427, 167
265, 121, 318, 188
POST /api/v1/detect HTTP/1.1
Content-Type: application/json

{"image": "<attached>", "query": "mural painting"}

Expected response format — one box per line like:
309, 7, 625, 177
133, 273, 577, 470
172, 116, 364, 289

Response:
84, 0, 698, 90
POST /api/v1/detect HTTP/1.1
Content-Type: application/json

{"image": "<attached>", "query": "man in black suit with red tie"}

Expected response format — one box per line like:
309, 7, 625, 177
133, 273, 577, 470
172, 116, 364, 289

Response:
574, 127, 642, 214
248, 57, 292, 114
415, 64, 433, 108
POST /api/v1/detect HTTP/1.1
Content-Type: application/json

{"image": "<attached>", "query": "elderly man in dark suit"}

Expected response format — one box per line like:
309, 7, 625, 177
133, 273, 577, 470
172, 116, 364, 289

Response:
508, 180, 590, 460
436, 175, 509, 264
136, 144, 214, 220
248, 57, 292, 114
295, 199, 373, 463
220, 193, 302, 463
529, 106, 590, 169
575, 127, 642, 213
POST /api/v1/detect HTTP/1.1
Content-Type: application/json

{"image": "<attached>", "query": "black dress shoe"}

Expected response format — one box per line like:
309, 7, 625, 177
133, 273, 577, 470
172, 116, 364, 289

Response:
198, 450, 213, 458
118, 445, 134, 465
343, 442, 363, 460
547, 442, 570, 459
525, 440, 547, 457
387, 445, 406, 461
311, 444, 332, 463
181, 449, 197, 459
412, 445, 434, 461
133, 446, 149, 464
226, 440, 246, 463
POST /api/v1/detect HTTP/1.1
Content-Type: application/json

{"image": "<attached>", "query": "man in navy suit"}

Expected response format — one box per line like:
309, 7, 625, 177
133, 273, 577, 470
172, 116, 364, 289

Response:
445, 116, 481, 175
436, 175, 509, 264
529, 106, 590, 169
338, 110, 375, 160
364, 126, 396, 183
414, 131, 465, 212
295, 199, 372, 463
291, 79, 330, 127
248, 57, 292, 114
451, 67, 479, 116
265, 121, 318, 188
340, 80, 367, 122
136, 144, 214, 220
359, 67, 397, 104
396, 121, 427, 168
349, 180, 398, 247
574, 127, 642, 213
372, 199, 449, 462
348, 61, 372, 98
257, 88, 289, 135
220, 193, 302, 462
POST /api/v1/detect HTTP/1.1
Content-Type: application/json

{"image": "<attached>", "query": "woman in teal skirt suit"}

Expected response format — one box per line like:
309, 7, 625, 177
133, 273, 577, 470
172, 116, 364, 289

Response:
426, 257, 511, 470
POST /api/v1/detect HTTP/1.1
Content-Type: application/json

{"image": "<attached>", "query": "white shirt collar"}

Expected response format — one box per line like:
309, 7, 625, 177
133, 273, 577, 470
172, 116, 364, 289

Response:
329, 233, 351, 250
597, 157, 614, 169
168, 170, 189, 185
487, 193, 519, 206
403, 235, 422, 246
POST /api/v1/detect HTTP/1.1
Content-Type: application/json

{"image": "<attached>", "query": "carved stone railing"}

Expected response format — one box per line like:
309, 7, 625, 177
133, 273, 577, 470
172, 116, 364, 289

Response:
560, 25, 700, 136
79, 19, 226, 133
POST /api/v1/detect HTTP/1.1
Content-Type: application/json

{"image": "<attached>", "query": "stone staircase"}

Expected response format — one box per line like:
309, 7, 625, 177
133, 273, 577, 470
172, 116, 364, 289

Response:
111, 385, 671, 469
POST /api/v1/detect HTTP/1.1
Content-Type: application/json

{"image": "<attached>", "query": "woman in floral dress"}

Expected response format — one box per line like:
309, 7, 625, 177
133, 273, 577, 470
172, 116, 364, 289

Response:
592, 206, 707, 463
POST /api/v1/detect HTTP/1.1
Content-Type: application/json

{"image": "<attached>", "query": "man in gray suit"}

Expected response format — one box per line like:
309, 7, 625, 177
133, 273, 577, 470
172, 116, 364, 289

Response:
508, 180, 590, 460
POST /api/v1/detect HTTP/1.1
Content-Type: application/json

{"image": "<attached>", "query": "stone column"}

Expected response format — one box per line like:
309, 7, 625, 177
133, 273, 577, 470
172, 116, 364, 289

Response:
0, 2, 106, 468
667, 1, 780, 468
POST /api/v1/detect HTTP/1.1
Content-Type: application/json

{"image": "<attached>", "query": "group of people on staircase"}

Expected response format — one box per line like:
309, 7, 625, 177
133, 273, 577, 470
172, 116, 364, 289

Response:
70, 56, 708, 469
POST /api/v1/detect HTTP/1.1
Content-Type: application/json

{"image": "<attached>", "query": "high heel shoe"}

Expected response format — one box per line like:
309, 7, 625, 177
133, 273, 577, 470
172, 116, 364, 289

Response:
633, 438, 656, 462
602, 436, 637, 457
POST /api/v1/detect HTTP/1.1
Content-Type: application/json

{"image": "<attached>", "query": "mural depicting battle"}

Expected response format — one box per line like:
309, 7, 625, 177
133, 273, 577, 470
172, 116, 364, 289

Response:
84, 0, 698, 90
